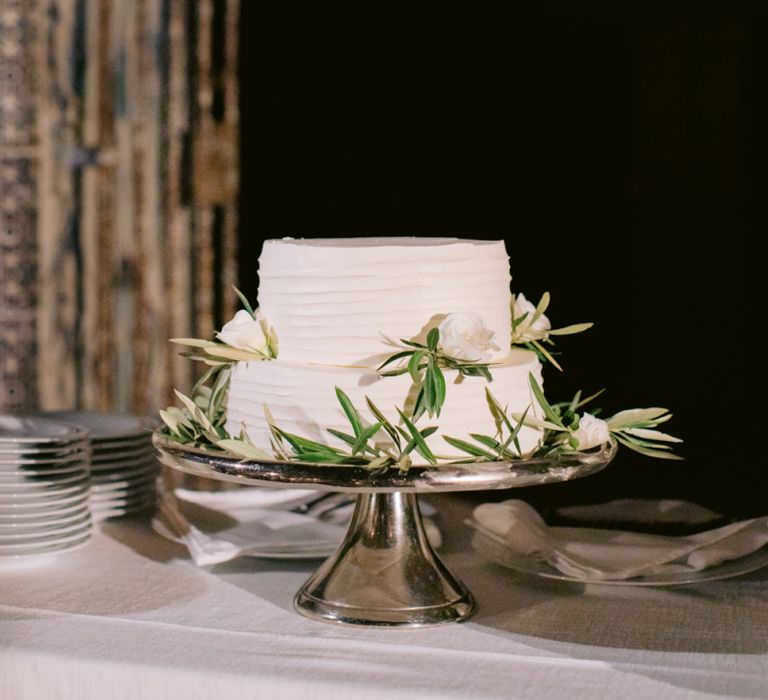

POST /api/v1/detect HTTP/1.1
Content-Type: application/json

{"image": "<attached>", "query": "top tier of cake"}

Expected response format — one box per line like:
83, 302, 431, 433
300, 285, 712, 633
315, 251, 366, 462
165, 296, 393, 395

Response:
257, 237, 512, 366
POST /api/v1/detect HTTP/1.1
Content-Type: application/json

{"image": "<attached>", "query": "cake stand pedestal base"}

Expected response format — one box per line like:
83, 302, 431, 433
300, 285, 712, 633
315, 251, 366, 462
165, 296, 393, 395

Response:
154, 434, 617, 626
294, 492, 475, 627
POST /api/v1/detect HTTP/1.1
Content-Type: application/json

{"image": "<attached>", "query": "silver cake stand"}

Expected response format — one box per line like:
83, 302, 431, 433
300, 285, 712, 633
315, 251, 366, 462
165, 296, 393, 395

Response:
153, 434, 617, 627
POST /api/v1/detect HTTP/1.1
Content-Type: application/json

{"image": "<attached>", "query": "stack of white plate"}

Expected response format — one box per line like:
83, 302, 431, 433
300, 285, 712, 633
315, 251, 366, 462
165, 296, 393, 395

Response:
46, 412, 159, 522
0, 416, 92, 565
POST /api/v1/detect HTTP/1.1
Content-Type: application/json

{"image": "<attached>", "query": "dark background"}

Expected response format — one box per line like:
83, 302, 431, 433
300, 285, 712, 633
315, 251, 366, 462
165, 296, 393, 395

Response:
239, 13, 763, 516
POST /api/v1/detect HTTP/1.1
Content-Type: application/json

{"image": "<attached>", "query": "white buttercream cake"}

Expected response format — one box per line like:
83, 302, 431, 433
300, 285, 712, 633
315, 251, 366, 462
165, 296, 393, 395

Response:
225, 237, 543, 457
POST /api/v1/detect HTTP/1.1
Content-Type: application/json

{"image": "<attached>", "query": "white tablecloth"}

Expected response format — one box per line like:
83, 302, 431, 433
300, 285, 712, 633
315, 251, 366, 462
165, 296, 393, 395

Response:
1, 495, 767, 700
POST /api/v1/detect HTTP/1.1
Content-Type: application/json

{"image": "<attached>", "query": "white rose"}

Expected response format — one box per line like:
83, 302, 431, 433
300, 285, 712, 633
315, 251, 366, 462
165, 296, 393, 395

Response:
216, 310, 270, 354
437, 312, 499, 361
512, 293, 551, 342
572, 413, 611, 450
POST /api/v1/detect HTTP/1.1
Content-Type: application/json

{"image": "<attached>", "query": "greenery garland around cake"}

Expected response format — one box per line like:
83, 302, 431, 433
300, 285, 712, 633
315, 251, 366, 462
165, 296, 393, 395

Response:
159, 289, 682, 469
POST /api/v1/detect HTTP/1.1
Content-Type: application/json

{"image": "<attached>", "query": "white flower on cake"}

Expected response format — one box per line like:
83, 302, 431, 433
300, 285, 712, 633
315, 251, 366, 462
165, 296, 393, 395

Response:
217, 310, 271, 355
572, 413, 610, 450
511, 293, 552, 343
437, 312, 499, 362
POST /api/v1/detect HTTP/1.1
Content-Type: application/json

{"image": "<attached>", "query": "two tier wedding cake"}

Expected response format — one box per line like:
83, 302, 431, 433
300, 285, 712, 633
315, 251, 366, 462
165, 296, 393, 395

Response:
223, 237, 543, 456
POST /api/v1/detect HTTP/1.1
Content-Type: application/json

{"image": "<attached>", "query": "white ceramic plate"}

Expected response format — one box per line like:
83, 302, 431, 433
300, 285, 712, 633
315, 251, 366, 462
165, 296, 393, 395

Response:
93, 504, 154, 520
91, 448, 156, 466
91, 464, 158, 485
0, 480, 89, 501
90, 489, 156, 508
0, 416, 89, 445
91, 438, 153, 453
0, 526, 92, 553
91, 477, 158, 495
0, 440, 90, 457
470, 528, 768, 587
0, 465, 89, 480
0, 472, 89, 490
92, 471, 157, 487
0, 517, 92, 542
151, 518, 338, 559
0, 452, 89, 467
42, 411, 157, 441
0, 537, 91, 569
92, 464, 158, 482
240, 549, 336, 560
0, 491, 90, 511
90, 477, 155, 495
0, 509, 90, 529
0, 502, 90, 521
91, 494, 155, 511
90, 452, 157, 470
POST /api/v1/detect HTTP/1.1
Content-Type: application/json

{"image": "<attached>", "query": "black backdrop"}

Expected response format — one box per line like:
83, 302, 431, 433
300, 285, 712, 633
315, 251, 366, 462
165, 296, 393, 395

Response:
239, 13, 763, 516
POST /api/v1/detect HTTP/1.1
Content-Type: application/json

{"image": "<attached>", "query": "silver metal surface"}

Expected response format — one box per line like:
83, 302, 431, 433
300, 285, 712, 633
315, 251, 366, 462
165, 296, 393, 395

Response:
153, 435, 617, 494
154, 434, 617, 626
296, 492, 474, 626
470, 526, 768, 587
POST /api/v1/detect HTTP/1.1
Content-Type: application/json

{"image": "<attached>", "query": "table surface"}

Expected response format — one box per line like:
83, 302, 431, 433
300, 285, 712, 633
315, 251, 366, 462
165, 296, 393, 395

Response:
1, 494, 767, 700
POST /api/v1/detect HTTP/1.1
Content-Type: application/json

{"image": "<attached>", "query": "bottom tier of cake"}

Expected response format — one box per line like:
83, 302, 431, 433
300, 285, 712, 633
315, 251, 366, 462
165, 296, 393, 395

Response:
225, 349, 544, 459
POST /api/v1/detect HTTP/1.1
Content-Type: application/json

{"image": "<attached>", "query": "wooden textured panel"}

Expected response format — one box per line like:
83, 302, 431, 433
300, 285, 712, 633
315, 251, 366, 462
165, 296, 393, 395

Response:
192, 0, 216, 339
11, 0, 240, 414
0, 0, 40, 412
109, 0, 139, 412
192, 0, 239, 333
134, 0, 168, 411
221, 0, 241, 316
35, 0, 82, 410
166, 0, 194, 398
80, 0, 115, 411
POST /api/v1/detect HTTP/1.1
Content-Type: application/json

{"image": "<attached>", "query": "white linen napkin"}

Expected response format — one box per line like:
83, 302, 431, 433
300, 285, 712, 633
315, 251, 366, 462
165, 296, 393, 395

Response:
152, 481, 348, 565
472, 499, 768, 581
153, 480, 442, 566
173, 485, 319, 510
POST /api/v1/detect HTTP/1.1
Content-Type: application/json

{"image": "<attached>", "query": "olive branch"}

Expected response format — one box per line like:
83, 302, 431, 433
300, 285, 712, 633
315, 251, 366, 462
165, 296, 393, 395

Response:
160, 289, 680, 470
159, 288, 277, 459
265, 388, 439, 470
378, 327, 493, 420
160, 384, 440, 471
169, 288, 277, 367
511, 292, 593, 370
445, 373, 682, 461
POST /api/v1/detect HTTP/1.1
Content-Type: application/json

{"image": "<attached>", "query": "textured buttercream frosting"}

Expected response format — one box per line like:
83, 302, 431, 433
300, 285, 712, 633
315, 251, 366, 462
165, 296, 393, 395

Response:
257, 237, 512, 366
224, 236, 544, 457
225, 350, 543, 457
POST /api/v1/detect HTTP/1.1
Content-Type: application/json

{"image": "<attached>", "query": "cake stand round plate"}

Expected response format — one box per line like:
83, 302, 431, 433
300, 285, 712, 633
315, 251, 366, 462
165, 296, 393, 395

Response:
153, 435, 617, 627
